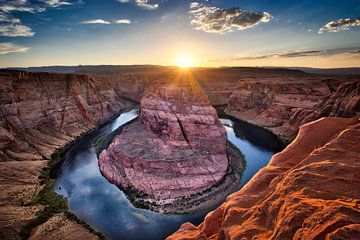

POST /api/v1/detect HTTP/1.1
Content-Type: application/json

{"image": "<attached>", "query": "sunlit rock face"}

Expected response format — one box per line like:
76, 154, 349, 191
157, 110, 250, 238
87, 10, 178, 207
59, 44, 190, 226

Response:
167, 116, 360, 240
99, 81, 228, 207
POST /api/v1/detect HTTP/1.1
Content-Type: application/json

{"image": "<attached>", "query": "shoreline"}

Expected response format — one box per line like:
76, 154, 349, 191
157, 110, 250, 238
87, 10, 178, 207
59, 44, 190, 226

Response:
224, 109, 291, 145
20, 100, 137, 240
215, 104, 288, 149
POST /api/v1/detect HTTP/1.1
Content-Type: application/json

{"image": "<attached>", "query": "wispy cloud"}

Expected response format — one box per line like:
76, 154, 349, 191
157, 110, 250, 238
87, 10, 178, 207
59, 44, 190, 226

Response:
0, 0, 80, 37
0, 13, 34, 37
81, 19, 111, 24
319, 17, 360, 33
81, 18, 132, 25
115, 19, 131, 24
0, 0, 79, 13
189, 2, 271, 34
43, 0, 74, 7
0, 42, 29, 55
117, 0, 158, 10
135, 0, 158, 10
213, 48, 360, 62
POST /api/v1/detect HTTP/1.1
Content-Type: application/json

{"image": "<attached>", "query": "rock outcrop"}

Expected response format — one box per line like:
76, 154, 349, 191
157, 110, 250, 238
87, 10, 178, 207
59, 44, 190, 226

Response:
167, 116, 360, 240
0, 71, 125, 240
226, 78, 360, 142
99, 82, 229, 212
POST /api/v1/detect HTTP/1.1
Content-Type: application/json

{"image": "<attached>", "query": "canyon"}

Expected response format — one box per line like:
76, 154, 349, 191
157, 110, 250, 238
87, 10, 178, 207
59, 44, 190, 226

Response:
82, 66, 359, 142
0, 66, 359, 240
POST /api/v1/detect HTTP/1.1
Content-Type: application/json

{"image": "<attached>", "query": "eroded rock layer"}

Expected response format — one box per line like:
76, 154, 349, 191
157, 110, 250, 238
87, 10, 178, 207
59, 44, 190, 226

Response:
226, 79, 360, 142
99, 82, 228, 209
167, 117, 360, 240
0, 71, 125, 240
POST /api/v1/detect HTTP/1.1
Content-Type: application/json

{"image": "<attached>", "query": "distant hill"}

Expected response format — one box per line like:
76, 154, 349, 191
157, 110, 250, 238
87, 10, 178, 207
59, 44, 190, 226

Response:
4, 65, 360, 75
5, 65, 170, 74
286, 67, 360, 75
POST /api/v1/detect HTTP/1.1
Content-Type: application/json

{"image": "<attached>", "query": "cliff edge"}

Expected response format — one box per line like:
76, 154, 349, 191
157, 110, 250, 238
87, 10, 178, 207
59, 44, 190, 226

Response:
167, 116, 360, 239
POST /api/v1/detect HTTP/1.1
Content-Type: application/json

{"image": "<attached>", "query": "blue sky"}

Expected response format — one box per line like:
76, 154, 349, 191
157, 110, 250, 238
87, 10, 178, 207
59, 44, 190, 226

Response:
0, 0, 359, 68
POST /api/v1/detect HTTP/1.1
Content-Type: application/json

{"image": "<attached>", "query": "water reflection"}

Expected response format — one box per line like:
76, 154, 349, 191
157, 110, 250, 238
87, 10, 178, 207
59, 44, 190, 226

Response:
220, 118, 282, 188
55, 110, 283, 240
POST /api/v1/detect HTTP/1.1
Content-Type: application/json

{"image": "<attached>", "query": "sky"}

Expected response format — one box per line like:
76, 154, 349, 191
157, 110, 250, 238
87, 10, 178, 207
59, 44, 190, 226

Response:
0, 0, 359, 68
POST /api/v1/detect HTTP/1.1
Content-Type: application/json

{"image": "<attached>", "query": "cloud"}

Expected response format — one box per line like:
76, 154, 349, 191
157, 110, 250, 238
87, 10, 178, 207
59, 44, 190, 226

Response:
319, 17, 360, 33
189, 2, 271, 34
0, 42, 29, 55
117, 0, 158, 10
214, 48, 360, 61
81, 19, 111, 24
0, 13, 34, 37
43, 0, 74, 7
0, 0, 80, 37
115, 19, 131, 24
0, 0, 78, 13
135, 0, 158, 10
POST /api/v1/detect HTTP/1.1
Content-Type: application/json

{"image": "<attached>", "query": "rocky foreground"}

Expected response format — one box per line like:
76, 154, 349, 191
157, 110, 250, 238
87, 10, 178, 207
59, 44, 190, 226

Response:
0, 71, 125, 240
167, 116, 360, 240
99, 81, 234, 212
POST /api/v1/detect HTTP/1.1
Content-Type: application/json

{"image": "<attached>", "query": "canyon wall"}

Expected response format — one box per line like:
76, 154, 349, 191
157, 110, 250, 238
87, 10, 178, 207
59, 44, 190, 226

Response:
0, 71, 125, 240
226, 78, 360, 142
83, 67, 359, 143
168, 116, 360, 240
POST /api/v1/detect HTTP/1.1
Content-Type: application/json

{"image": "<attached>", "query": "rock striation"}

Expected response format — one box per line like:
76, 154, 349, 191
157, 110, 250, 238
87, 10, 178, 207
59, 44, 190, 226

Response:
99, 82, 229, 212
0, 70, 125, 240
167, 116, 360, 240
225, 79, 360, 142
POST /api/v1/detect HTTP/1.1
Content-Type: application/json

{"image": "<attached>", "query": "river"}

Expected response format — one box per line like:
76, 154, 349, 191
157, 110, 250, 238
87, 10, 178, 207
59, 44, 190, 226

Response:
54, 108, 284, 240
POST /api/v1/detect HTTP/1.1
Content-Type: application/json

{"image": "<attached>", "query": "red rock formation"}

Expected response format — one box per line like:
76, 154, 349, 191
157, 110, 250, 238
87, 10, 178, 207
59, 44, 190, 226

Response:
226, 79, 360, 142
167, 116, 360, 240
99, 82, 228, 211
318, 81, 360, 117
0, 71, 125, 240
0, 71, 125, 160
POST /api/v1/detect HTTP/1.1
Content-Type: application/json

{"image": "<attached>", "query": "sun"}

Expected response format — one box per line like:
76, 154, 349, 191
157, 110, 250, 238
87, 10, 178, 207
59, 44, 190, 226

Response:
176, 53, 196, 68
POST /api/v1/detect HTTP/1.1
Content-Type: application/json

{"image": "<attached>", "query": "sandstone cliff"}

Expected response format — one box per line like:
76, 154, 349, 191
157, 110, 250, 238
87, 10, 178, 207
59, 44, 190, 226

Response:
225, 78, 360, 142
0, 71, 125, 240
99, 81, 230, 212
167, 116, 360, 240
